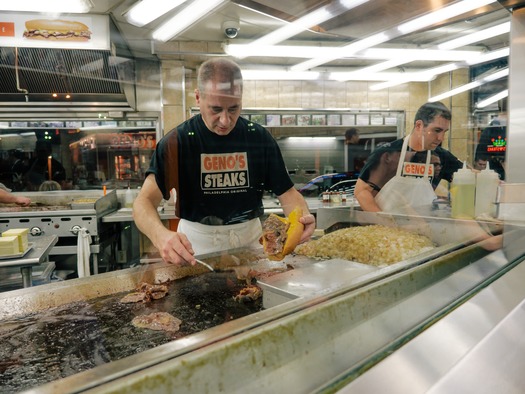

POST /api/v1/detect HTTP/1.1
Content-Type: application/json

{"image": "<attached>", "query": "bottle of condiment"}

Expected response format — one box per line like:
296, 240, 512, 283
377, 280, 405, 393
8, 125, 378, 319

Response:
475, 161, 500, 218
450, 161, 476, 219
124, 183, 133, 208
330, 191, 341, 204
322, 191, 330, 203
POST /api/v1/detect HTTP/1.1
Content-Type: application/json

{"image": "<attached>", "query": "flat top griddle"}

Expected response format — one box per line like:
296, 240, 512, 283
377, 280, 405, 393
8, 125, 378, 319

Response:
0, 271, 262, 393
0, 205, 71, 213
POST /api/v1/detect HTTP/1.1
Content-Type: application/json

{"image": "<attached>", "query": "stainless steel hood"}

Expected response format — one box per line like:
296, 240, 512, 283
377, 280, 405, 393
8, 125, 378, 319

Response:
0, 47, 128, 104
0, 16, 162, 119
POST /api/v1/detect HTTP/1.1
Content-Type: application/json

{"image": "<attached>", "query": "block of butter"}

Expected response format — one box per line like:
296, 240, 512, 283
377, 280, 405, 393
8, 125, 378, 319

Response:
2, 228, 29, 253
0, 236, 20, 256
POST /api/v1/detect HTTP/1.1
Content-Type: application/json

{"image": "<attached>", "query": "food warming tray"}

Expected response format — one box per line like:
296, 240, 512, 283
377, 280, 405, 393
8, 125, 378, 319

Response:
258, 259, 378, 308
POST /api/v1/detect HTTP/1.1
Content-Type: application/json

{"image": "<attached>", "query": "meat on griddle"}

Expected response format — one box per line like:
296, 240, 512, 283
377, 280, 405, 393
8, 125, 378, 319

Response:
119, 282, 169, 303
261, 214, 290, 255
233, 285, 263, 303
131, 312, 182, 332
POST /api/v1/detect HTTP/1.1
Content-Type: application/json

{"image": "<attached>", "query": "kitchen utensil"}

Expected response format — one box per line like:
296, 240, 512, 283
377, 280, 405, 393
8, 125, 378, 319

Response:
195, 258, 214, 272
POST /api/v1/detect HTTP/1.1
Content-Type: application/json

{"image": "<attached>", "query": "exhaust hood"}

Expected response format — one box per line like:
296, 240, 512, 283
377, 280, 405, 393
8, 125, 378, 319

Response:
0, 46, 136, 113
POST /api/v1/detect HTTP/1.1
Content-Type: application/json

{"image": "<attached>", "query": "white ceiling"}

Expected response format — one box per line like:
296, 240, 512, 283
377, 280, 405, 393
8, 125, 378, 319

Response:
0, 0, 512, 107
94, 0, 510, 71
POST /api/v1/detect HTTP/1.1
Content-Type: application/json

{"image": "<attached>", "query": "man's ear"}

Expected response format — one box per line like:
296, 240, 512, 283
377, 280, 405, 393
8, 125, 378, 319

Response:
194, 89, 201, 103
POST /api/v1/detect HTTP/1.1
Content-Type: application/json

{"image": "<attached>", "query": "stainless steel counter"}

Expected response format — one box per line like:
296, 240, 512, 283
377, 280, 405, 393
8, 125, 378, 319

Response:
0, 235, 57, 288
101, 207, 176, 223
0, 212, 522, 393
336, 249, 525, 394
23, 237, 518, 394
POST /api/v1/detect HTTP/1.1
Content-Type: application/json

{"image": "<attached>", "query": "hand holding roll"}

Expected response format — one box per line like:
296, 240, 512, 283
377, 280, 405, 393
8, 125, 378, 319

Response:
261, 207, 304, 261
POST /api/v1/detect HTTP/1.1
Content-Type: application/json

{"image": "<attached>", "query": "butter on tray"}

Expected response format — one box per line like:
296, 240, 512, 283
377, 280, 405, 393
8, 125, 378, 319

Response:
0, 236, 20, 256
2, 228, 29, 253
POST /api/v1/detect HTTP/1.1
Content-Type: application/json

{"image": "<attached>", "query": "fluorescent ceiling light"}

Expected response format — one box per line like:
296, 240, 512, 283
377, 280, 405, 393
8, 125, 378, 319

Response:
370, 63, 460, 91
0, 0, 93, 12
125, 0, 188, 27
251, 6, 333, 47
330, 48, 483, 82
225, 44, 337, 58
152, 0, 228, 42
466, 47, 509, 65
398, 0, 497, 34
362, 48, 482, 61
291, 32, 390, 71
369, 47, 508, 90
242, 70, 320, 80
288, 0, 497, 72
225, 44, 482, 62
438, 21, 510, 50
330, 59, 413, 81
428, 68, 508, 102
476, 89, 508, 108
329, 71, 429, 82
250, 0, 370, 47
484, 68, 509, 81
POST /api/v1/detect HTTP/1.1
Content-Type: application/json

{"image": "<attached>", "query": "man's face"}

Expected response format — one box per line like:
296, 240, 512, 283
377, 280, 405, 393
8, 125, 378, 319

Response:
416, 115, 450, 150
475, 159, 487, 170
431, 156, 442, 177
195, 83, 242, 136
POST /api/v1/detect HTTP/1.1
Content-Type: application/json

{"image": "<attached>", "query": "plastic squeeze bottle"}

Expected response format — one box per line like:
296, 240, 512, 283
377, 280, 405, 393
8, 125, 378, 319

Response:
450, 161, 476, 219
124, 183, 133, 208
475, 161, 500, 218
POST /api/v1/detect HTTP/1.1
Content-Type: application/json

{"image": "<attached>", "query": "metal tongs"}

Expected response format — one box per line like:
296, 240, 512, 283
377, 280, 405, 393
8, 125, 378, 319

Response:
195, 258, 214, 272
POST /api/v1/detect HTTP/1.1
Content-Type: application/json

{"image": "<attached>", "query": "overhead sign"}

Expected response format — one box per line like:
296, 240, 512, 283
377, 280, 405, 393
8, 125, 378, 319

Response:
0, 12, 109, 50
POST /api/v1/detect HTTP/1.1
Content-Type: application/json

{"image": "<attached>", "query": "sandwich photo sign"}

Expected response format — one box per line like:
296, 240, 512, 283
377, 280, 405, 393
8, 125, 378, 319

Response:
0, 13, 109, 50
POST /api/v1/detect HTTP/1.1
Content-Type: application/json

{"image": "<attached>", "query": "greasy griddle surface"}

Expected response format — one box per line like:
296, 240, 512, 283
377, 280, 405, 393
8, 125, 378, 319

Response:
0, 272, 262, 392
0, 204, 71, 212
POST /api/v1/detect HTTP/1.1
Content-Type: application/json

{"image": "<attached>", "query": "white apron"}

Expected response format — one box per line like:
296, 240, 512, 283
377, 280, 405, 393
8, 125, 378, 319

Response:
375, 135, 436, 215
178, 218, 262, 255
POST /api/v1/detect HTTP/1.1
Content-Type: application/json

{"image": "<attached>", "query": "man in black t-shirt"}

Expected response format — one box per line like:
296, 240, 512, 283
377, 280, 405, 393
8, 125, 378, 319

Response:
355, 102, 463, 212
133, 58, 315, 266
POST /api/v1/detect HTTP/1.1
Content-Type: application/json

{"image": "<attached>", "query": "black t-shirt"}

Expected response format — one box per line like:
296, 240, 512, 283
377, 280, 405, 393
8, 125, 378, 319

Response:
147, 115, 293, 224
359, 138, 463, 189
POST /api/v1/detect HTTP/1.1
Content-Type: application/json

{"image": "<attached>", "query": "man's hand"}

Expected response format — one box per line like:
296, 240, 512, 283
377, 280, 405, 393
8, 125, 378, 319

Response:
155, 228, 197, 266
15, 196, 31, 207
299, 213, 316, 243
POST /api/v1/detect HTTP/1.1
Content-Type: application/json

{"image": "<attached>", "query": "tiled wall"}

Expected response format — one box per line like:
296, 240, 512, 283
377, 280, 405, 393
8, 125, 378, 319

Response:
161, 62, 474, 165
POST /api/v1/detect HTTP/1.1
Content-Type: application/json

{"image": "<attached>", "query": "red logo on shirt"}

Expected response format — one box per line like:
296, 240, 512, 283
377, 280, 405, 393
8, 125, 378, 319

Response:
201, 152, 249, 191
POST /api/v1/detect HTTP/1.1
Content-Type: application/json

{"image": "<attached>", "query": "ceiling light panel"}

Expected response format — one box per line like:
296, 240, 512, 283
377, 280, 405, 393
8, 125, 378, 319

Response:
438, 22, 511, 50
398, 0, 498, 34
250, 0, 370, 47
152, 0, 228, 42
476, 89, 508, 108
125, 0, 188, 27
428, 68, 508, 102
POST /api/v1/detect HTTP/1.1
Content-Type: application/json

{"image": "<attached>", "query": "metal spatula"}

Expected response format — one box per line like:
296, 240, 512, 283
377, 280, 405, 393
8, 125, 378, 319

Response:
195, 258, 214, 272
